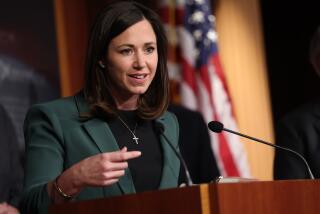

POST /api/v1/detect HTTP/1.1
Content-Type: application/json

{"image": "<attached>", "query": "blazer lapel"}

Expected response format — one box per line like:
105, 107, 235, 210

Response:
82, 119, 118, 153
74, 93, 136, 194
156, 116, 180, 189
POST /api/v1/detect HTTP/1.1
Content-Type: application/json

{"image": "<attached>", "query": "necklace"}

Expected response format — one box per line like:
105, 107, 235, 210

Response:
118, 115, 139, 144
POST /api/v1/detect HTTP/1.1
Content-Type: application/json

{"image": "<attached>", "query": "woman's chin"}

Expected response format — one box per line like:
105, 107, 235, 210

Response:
130, 87, 149, 95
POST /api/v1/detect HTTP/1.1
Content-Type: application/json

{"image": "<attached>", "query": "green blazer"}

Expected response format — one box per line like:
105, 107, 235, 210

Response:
21, 93, 180, 214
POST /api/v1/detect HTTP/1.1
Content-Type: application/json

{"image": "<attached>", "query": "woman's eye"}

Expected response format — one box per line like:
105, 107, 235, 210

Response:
145, 46, 155, 54
120, 49, 132, 56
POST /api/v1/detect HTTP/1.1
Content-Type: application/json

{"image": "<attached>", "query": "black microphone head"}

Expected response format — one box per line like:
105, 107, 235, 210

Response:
208, 121, 224, 133
154, 122, 165, 134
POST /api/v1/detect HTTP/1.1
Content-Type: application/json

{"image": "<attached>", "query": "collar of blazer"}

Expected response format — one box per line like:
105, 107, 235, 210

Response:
72, 92, 179, 194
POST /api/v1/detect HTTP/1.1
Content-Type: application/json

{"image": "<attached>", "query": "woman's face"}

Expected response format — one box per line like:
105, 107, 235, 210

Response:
106, 19, 158, 106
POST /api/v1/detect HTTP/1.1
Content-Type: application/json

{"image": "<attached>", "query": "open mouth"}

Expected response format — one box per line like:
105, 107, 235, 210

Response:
128, 74, 148, 79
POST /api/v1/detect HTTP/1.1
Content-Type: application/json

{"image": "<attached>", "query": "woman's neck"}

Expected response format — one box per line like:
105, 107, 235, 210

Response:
109, 86, 140, 110
114, 95, 139, 110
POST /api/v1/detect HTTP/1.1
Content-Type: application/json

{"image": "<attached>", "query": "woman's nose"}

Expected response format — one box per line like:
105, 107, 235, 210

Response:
133, 51, 146, 70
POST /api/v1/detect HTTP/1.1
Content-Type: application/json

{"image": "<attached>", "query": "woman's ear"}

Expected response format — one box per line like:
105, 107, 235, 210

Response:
98, 60, 106, 69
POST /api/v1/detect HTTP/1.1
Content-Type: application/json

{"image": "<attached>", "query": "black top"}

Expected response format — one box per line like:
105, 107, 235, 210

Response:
108, 111, 163, 192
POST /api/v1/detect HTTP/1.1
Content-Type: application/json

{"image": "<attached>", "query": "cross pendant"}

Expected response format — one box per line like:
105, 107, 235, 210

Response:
133, 136, 139, 144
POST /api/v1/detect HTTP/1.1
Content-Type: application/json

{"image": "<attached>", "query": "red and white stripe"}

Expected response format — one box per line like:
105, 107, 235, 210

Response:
160, 0, 251, 177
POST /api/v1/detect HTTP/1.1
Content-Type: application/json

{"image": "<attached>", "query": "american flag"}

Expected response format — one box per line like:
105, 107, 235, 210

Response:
160, 0, 251, 177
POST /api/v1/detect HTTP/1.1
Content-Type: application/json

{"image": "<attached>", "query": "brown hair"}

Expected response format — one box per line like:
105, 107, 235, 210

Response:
83, 1, 169, 120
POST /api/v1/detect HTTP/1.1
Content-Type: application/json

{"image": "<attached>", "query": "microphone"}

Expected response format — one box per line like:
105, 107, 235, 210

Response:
154, 122, 194, 186
208, 121, 315, 179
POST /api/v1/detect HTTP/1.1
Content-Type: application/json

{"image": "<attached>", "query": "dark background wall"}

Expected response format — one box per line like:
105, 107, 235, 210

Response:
0, 0, 59, 89
261, 0, 320, 123
0, 0, 59, 151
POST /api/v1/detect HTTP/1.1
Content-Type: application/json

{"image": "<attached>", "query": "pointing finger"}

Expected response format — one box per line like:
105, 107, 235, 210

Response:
106, 150, 141, 162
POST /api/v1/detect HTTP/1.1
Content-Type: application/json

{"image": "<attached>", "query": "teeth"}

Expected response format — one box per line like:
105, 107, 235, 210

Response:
130, 74, 146, 79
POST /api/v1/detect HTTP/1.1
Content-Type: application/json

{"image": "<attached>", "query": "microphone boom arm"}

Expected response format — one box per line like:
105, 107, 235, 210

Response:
160, 133, 194, 186
223, 127, 315, 179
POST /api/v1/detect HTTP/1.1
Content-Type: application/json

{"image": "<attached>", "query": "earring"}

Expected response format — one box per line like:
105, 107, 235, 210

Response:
98, 61, 106, 69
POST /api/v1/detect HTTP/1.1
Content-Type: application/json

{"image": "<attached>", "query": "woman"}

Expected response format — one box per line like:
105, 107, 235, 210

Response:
21, 1, 181, 213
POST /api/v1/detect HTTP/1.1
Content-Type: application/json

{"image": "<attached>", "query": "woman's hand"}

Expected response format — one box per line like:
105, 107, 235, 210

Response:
0, 203, 20, 214
75, 147, 141, 187
48, 147, 141, 202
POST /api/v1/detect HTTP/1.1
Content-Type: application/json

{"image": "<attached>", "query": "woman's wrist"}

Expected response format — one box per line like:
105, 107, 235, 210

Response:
48, 166, 84, 202
53, 175, 73, 200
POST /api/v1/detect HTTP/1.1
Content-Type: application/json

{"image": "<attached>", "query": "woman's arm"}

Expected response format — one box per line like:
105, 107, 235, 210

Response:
22, 105, 141, 213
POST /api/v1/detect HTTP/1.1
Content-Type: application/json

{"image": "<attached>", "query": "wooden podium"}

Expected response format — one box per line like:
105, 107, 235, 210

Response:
49, 180, 320, 214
